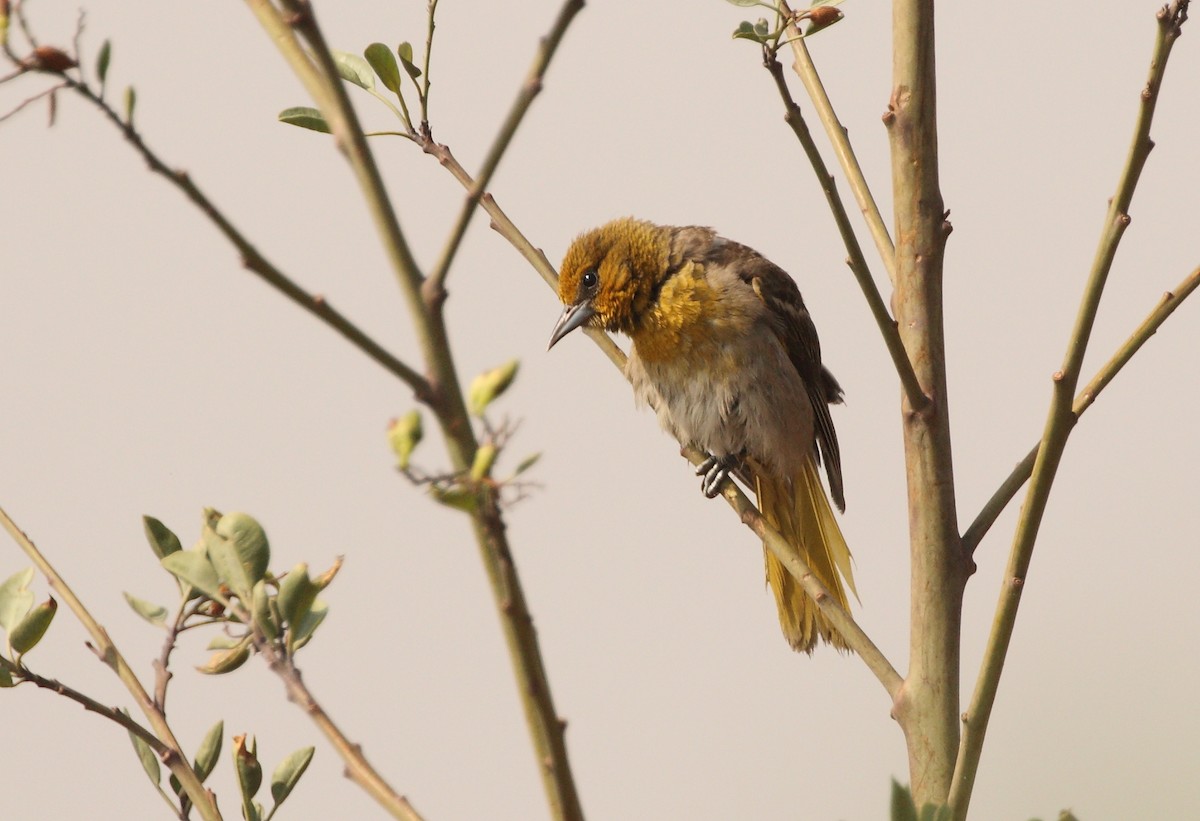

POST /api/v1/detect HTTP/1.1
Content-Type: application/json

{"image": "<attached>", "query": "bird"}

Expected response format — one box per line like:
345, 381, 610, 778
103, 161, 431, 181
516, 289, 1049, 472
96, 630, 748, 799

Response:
547, 217, 855, 653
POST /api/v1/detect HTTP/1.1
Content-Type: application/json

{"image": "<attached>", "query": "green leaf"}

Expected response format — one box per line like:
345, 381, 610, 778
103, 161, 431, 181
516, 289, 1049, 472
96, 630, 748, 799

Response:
332, 50, 375, 90
0, 663, 13, 687
143, 516, 182, 560
723, 0, 762, 6
513, 452, 541, 476
269, 746, 314, 808
193, 720, 224, 782
206, 632, 245, 650
213, 512, 270, 590
9, 597, 55, 654
364, 42, 402, 94
753, 17, 770, 36
124, 85, 136, 124
732, 21, 765, 43
289, 600, 327, 651
0, 568, 35, 634
429, 484, 478, 513
162, 550, 223, 602
196, 640, 251, 675
397, 41, 422, 80
891, 780, 918, 821
278, 106, 332, 134
123, 593, 168, 627
96, 39, 111, 85
125, 710, 161, 786
278, 565, 317, 629
251, 580, 278, 640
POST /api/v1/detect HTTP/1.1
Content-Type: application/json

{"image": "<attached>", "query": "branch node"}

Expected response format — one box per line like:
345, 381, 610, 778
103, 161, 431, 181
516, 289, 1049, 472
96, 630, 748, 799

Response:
1051, 370, 1065, 382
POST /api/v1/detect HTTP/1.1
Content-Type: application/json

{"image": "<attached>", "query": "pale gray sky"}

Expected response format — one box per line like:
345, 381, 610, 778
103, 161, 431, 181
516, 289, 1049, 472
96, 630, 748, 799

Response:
2, 1, 1198, 819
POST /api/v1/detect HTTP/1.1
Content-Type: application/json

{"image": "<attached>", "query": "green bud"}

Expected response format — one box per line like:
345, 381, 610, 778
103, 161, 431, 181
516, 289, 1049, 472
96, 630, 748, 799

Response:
233, 734, 263, 800
388, 410, 423, 470
9, 596, 56, 655
468, 359, 519, 417
277, 564, 317, 628
470, 443, 498, 481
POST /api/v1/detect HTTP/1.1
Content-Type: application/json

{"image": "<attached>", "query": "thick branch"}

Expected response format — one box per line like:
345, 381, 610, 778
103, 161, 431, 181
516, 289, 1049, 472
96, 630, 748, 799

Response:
948, 5, 1190, 818
887, 0, 964, 808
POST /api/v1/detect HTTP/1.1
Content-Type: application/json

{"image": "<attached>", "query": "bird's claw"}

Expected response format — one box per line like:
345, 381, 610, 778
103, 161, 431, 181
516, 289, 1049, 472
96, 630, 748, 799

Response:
696, 454, 735, 498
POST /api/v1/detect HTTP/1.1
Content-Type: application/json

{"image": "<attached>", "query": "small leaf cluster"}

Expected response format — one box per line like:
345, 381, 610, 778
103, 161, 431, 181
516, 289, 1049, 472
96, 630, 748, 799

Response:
727, 0, 845, 51
279, 39, 429, 140
132, 510, 340, 674
388, 359, 540, 513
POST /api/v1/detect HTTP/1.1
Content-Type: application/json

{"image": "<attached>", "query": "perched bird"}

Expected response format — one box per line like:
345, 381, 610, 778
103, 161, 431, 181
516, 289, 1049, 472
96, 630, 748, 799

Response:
548, 217, 855, 652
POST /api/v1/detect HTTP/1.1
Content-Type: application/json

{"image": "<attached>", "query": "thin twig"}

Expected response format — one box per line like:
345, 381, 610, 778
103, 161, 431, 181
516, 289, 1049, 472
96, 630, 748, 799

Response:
948, 5, 1190, 818
422, 0, 583, 305
962, 264, 1200, 553
426, 143, 628, 372
1, 658, 168, 753
0, 507, 221, 821
239, 616, 426, 821
0, 80, 64, 122
763, 52, 928, 413
54, 74, 431, 401
780, 1, 897, 287
419, 0, 437, 133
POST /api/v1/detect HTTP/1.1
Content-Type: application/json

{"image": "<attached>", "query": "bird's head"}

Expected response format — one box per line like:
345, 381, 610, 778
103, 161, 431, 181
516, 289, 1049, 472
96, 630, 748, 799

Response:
548, 218, 669, 349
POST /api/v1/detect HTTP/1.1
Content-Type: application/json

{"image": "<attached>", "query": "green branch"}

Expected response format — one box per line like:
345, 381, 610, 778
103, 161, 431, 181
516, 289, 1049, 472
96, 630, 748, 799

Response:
948, 5, 1191, 818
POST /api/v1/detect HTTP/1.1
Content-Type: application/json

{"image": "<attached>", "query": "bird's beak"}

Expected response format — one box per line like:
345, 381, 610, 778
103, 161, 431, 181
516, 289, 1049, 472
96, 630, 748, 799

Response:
547, 301, 596, 350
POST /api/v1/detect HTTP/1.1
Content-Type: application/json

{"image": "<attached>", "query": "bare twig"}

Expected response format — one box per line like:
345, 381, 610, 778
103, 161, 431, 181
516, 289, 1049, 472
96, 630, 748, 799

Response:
422, 0, 582, 305
962, 264, 1200, 553
49, 74, 431, 401
948, 5, 1191, 818
0, 80, 64, 122
780, 1, 897, 287
763, 52, 928, 413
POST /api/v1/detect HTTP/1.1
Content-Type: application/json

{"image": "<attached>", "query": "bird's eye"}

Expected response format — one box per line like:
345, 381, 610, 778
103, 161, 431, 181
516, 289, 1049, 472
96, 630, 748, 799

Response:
581, 268, 599, 293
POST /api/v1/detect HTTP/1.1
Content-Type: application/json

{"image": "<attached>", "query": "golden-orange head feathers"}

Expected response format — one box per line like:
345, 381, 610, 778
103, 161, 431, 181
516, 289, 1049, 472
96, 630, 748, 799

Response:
548, 218, 670, 348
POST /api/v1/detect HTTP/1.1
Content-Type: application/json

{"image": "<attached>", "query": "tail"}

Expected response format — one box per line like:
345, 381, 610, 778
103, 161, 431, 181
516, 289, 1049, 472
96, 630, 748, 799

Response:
755, 456, 856, 653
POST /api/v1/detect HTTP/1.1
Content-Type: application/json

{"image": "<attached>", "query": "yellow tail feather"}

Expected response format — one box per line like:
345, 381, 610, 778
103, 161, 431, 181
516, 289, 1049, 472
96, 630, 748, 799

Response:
755, 457, 855, 653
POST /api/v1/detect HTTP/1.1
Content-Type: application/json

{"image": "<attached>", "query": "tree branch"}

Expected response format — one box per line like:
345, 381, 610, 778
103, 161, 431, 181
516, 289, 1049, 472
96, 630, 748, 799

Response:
948, 5, 1190, 818
763, 51, 928, 413
962, 263, 1200, 554
780, 2, 898, 288
887, 0, 965, 807
423, 0, 583, 305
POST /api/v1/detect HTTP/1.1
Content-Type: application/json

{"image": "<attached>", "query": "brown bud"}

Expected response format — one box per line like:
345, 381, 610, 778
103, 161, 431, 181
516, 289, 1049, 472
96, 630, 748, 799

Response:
27, 46, 78, 73
808, 6, 843, 27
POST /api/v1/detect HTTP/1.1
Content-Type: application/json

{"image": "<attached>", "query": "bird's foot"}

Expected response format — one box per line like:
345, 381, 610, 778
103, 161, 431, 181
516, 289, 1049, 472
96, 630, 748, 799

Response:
696, 454, 738, 498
